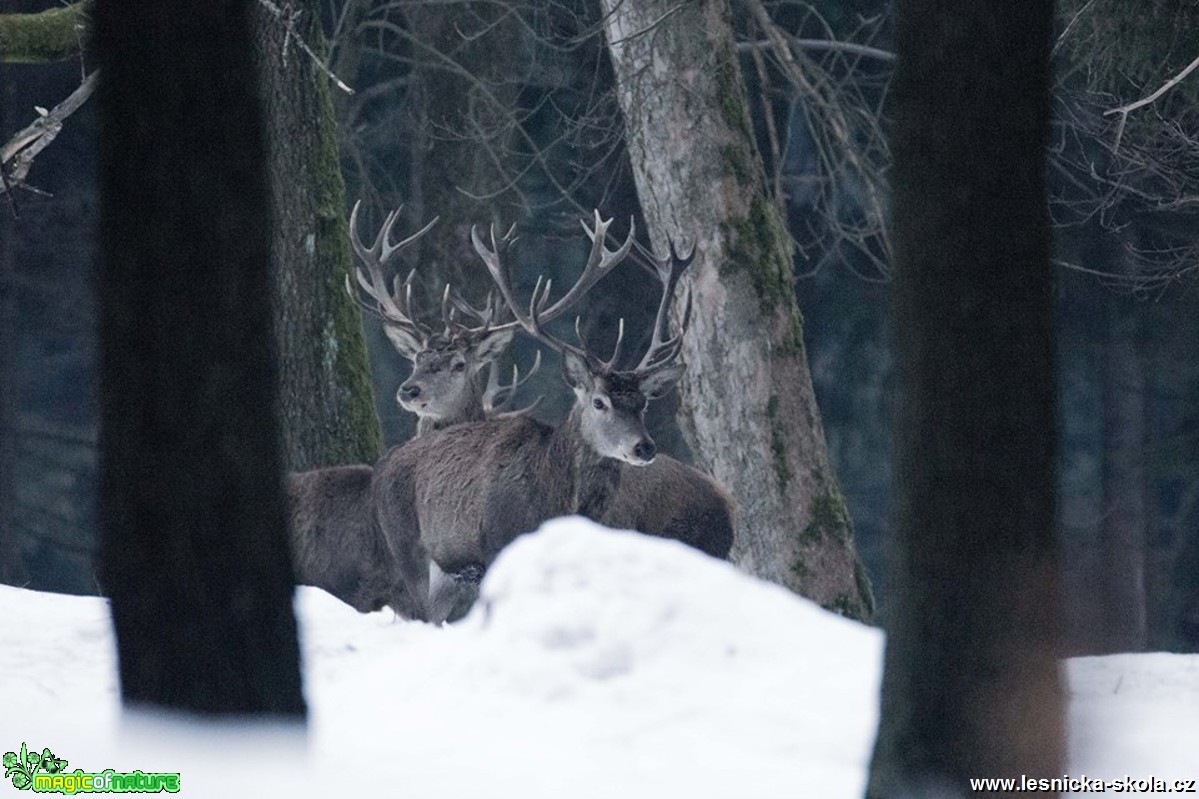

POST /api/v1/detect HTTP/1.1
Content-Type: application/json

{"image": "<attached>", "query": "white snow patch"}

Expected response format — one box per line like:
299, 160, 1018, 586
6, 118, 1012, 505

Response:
0, 516, 1193, 797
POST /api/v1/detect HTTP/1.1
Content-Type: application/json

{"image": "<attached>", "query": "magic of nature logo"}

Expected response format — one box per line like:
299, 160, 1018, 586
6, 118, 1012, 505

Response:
3, 743, 179, 794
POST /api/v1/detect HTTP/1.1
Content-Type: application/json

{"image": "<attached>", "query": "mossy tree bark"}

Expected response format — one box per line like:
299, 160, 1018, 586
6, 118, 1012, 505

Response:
600, 0, 872, 619
866, 2, 1063, 795
254, 0, 382, 471
94, 0, 304, 716
0, 2, 89, 64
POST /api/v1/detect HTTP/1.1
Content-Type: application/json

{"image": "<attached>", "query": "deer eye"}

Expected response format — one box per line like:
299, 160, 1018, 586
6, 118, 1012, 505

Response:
452, 361, 466, 373
592, 398, 606, 411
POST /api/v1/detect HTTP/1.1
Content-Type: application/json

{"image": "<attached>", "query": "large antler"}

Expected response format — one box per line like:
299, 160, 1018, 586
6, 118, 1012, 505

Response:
346, 200, 440, 351
472, 211, 635, 370
631, 238, 694, 378
482, 351, 543, 418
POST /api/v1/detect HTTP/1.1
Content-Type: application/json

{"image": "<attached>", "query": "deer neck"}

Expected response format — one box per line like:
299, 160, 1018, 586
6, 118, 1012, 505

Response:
552, 406, 622, 520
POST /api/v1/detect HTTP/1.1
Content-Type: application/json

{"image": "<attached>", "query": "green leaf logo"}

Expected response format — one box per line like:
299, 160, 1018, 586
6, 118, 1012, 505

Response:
3, 742, 59, 791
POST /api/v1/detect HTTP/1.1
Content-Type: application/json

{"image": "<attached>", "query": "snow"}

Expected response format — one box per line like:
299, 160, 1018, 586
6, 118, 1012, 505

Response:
0, 516, 1193, 797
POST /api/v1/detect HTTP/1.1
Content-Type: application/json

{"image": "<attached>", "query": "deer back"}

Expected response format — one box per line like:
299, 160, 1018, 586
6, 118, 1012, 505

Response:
601, 455, 735, 559
286, 465, 428, 618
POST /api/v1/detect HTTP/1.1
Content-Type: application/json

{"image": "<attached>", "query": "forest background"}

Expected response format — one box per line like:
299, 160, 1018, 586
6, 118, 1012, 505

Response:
2, 0, 1198, 657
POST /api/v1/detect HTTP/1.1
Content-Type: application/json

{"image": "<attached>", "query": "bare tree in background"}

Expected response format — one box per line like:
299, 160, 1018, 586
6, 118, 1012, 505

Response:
95, 0, 305, 716
600, 0, 872, 617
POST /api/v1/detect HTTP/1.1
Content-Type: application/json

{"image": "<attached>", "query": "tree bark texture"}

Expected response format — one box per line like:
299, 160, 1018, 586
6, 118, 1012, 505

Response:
867, 2, 1064, 795
0, 2, 88, 64
94, 0, 305, 717
1098, 238, 1147, 653
0, 124, 23, 587
254, 0, 382, 471
600, 0, 872, 618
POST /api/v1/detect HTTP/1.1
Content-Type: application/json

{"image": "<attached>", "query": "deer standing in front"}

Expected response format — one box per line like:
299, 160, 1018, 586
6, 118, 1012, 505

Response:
372, 214, 702, 622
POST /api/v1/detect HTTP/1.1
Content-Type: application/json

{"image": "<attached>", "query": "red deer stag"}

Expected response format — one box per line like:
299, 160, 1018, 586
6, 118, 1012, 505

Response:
285, 203, 440, 618
372, 213, 698, 622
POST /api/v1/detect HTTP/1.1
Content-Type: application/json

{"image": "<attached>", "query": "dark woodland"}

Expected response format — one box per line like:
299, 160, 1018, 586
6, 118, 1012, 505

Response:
3, 0, 1199, 761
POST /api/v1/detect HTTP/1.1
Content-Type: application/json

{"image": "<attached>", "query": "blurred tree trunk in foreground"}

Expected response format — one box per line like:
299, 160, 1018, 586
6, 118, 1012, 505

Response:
1097, 236, 1148, 653
867, 2, 1063, 795
600, 0, 873, 620
95, 0, 305, 717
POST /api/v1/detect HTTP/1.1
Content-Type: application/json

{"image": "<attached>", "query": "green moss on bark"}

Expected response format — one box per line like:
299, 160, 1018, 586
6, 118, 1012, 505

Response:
802, 487, 853, 545
766, 394, 791, 490
0, 3, 89, 64
721, 198, 805, 353
307, 40, 382, 464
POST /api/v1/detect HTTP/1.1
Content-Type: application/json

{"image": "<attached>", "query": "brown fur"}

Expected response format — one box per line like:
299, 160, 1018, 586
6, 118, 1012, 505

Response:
285, 465, 427, 619
603, 455, 735, 558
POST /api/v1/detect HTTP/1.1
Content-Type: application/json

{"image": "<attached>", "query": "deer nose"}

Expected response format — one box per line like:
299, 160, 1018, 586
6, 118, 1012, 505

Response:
400, 383, 421, 401
633, 439, 656, 463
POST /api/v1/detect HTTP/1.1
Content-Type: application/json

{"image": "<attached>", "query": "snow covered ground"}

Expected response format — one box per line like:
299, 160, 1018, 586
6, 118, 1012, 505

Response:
1, 517, 1195, 797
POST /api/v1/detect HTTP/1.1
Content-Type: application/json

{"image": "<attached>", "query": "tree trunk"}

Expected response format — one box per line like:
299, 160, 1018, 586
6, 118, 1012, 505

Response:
600, 0, 872, 619
867, 2, 1063, 795
94, 0, 304, 717
254, 0, 382, 471
1098, 237, 1147, 653
0, 104, 23, 587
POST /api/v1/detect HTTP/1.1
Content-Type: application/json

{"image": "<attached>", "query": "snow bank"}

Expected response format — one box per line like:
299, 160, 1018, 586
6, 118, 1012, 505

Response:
0, 515, 1192, 798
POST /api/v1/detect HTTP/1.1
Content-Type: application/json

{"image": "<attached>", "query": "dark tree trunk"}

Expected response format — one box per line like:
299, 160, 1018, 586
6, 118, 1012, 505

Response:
94, 0, 305, 717
1098, 238, 1147, 653
0, 107, 21, 587
254, 0, 383, 471
867, 2, 1064, 795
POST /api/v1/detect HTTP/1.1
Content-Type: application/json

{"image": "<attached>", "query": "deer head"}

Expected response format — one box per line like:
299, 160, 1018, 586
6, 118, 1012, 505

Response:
348, 202, 524, 422
474, 212, 693, 466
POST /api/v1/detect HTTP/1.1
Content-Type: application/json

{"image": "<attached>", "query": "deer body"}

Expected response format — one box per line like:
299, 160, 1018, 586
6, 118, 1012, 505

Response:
286, 465, 427, 618
373, 362, 659, 622
603, 456, 734, 558
288, 203, 537, 618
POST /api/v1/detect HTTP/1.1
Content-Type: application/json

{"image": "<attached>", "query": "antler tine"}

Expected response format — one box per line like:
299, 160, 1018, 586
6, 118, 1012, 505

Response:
473, 212, 635, 371
633, 236, 695, 375
482, 350, 543, 416
439, 283, 464, 336
597, 318, 626, 371
348, 200, 440, 340
531, 211, 635, 323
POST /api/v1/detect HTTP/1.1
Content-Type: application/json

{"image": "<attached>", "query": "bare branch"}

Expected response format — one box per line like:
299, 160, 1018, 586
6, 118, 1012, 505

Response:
1, 70, 99, 213
1103, 50, 1199, 150
735, 37, 895, 63
256, 0, 356, 94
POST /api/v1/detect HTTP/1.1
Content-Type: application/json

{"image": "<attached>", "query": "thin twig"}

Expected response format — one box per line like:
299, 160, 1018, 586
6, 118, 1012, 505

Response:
257, 0, 356, 94
735, 37, 894, 63
1104, 51, 1199, 120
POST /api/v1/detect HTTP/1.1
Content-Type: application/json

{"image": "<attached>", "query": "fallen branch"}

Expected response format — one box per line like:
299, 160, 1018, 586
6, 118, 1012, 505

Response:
1, 70, 99, 215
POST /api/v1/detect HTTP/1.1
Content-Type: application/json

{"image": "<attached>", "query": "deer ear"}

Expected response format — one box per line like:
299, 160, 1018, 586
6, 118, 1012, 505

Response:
561, 349, 593, 390
383, 324, 425, 360
472, 328, 516, 366
639, 363, 684, 399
